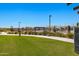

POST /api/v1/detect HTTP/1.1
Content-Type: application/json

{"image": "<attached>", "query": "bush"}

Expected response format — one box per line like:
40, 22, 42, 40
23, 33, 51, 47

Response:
38, 32, 43, 35
66, 33, 74, 39
56, 32, 66, 37
24, 32, 27, 34
48, 32, 66, 37
14, 32, 18, 34
49, 32, 74, 39
43, 31, 48, 36
28, 32, 32, 35
8, 31, 15, 34
48, 32, 56, 36
8, 31, 74, 39
31, 32, 38, 35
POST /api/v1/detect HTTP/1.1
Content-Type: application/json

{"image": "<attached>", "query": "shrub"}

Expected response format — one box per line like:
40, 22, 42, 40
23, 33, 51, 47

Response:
48, 32, 56, 36
48, 32, 66, 37
14, 32, 18, 34
28, 32, 32, 35
66, 33, 74, 39
43, 31, 48, 36
31, 32, 38, 35
38, 32, 43, 35
8, 31, 15, 34
56, 32, 66, 37
24, 32, 27, 34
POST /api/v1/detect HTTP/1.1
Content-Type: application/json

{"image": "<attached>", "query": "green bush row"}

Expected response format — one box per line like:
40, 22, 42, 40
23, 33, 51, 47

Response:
8, 31, 74, 39
48, 32, 74, 39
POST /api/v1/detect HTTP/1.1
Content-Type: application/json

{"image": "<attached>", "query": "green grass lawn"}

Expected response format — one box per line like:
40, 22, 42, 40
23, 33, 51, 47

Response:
0, 35, 78, 56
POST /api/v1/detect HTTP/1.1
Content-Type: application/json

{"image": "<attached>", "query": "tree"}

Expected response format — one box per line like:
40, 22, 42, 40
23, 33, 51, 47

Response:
77, 22, 79, 27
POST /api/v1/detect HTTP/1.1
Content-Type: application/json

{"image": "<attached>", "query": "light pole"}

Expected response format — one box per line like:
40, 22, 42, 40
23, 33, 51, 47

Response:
18, 22, 21, 36
49, 15, 52, 33
10, 26, 14, 34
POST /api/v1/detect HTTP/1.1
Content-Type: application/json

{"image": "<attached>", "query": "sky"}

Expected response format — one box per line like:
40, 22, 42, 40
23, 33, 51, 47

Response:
0, 3, 79, 28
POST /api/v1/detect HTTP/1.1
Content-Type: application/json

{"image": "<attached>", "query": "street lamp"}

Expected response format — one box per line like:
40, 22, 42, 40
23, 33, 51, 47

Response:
18, 22, 21, 36
49, 15, 52, 33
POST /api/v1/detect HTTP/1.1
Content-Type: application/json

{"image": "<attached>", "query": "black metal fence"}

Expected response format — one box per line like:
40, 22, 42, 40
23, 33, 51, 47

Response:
74, 27, 79, 53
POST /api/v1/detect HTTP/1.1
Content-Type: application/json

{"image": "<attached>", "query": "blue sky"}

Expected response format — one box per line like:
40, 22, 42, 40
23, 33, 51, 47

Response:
0, 3, 79, 28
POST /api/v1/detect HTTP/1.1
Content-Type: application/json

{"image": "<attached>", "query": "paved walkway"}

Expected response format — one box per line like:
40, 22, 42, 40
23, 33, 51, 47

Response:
23, 35, 74, 43
0, 34, 74, 43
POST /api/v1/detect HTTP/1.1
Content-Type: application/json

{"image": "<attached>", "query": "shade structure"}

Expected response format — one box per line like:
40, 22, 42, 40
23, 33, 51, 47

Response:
73, 6, 79, 11
67, 3, 72, 6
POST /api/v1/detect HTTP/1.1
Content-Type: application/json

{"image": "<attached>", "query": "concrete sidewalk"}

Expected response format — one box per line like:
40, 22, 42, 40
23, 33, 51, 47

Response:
0, 34, 74, 43
22, 35, 74, 43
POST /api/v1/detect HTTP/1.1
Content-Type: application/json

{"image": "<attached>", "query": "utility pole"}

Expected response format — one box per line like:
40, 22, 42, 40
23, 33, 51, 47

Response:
18, 22, 21, 36
49, 15, 52, 33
